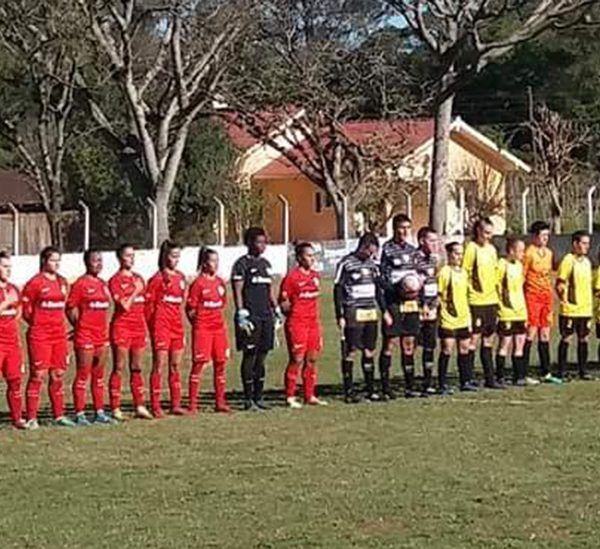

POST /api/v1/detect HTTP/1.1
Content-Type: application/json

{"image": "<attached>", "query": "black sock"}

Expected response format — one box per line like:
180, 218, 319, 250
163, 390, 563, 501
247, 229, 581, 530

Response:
402, 353, 415, 392
512, 355, 525, 381
577, 341, 588, 377
241, 352, 256, 401
341, 358, 354, 396
558, 340, 569, 378
379, 353, 392, 394
458, 353, 469, 386
253, 352, 267, 401
523, 340, 532, 372
362, 355, 375, 395
538, 341, 550, 376
467, 350, 475, 382
422, 348, 434, 389
495, 354, 506, 382
438, 353, 450, 388
481, 347, 494, 386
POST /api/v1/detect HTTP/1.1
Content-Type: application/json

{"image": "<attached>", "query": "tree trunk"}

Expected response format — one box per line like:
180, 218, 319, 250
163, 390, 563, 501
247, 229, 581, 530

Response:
429, 93, 455, 234
155, 187, 171, 245
47, 211, 64, 249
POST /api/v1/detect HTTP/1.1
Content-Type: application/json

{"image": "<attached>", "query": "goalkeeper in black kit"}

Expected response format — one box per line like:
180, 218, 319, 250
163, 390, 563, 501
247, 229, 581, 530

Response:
334, 233, 391, 403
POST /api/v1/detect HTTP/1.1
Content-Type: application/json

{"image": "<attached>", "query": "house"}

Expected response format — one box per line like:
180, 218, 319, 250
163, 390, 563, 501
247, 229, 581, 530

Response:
223, 112, 531, 243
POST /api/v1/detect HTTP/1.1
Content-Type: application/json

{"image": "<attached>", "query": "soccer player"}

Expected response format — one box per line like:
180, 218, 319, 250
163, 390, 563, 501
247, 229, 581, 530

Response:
22, 246, 75, 428
462, 217, 501, 389
186, 247, 231, 413
523, 221, 561, 383
108, 244, 152, 421
146, 240, 187, 417
279, 242, 327, 409
66, 249, 114, 425
415, 226, 440, 395
232, 227, 281, 411
556, 231, 593, 380
0, 252, 26, 429
437, 242, 473, 393
495, 237, 538, 386
379, 214, 421, 399
334, 233, 390, 403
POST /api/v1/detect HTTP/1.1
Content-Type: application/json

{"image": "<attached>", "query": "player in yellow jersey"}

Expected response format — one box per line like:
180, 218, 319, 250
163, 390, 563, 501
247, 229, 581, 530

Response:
555, 231, 593, 380
462, 217, 501, 389
523, 221, 561, 384
437, 242, 474, 394
496, 237, 539, 387
593, 259, 600, 366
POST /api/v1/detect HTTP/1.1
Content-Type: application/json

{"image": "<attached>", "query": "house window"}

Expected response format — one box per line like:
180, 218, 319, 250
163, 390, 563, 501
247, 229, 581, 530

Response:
315, 192, 323, 213
325, 194, 333, 208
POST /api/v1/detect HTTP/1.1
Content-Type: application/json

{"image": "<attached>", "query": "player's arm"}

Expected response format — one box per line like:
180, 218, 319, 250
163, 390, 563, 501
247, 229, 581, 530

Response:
378, 246, 394, 293
594, 269, 600, 299
231, 259, 246, 312
0, 287, 18, 313
20, 279, 36, 325
65, 281, 81, 327
461, 242, 475, 278
144, 276, 157, 325
278, 275, 292, 315
185, 280, 198, 324
555, 256, 570, 303
333, 260, 346, 324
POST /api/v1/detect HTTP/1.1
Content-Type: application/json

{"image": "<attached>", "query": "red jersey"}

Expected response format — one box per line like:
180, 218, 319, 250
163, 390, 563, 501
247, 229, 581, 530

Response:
145, 270, 186, 336
22, 273, 68, 341
67, 274, 111, 346
280, 267, 320, 324
108, 271, 147, 337
187, 274, 227, 331
0, 282, 20, 347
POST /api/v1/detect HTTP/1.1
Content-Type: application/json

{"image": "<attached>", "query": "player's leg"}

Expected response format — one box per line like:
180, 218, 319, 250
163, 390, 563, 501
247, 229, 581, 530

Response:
212, 330, 231, 413
513, 331, 530, 385
495, 329, 511, 385
252, 318, 273, 410
437, 335, 454, 395
557, 316, 574, 380
73, 347, 94, 425
49, 339, 75, 427
189, 330, 208, 413
401, 334, 418, 398
576, 319, 591, 380
3, 349, 25, 429
421, 320, 437, 395
150, 348, 168, 417
110, 344, 127, 420
377, 335, 397, 401
168, 341, 186, 415
362, 322, 378, 400
468, 312, 481, 385
284, 323, 306, 408
481, 307, 500, 389
458, 335, 476, 391
304, 323, 325, 405
130, 345, 151, 419
91, 346, 112, 424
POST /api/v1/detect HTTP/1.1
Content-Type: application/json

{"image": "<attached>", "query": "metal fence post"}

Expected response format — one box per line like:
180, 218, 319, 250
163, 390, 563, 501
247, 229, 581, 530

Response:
522, 188, 530, 234
7, 203, 19, 255
340, 192, 349, 241
457, 188, 465, 237
147, 197, 158, 249
401, 190, 413, 219
78, 200, 90, 250
588, 185, 597, 234
214, 197, 226, 245
278, 194, 290, 246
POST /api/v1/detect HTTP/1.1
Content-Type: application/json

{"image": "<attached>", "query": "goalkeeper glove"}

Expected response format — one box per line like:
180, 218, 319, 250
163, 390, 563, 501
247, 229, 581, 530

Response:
235, 309, 255, 335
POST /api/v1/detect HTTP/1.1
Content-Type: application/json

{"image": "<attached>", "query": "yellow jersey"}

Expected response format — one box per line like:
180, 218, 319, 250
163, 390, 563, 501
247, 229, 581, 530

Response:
438, 265, 471, 330
556, 253, 592, 318
462, 241, 498, 306
593, 268, 600, 322
496, 258, 527, 322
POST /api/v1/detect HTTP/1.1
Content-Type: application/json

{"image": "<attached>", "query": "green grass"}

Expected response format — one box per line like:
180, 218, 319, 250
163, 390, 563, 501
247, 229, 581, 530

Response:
1, 281, 600, 547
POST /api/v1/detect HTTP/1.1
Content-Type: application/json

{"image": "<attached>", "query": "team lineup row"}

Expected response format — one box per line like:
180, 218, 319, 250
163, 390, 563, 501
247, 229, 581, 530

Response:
0, 218, 592, 430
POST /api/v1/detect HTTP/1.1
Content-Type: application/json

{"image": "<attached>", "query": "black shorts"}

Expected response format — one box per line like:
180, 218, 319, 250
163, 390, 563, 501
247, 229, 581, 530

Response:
559, 316, 591, 338
235, 316, 275, 353
497, 320, 527, 336
470, 305, 498, 337
383, 306, 420, 338
343, 321, 378, 353
438, 326, 471, 341
419, 320, 438, 350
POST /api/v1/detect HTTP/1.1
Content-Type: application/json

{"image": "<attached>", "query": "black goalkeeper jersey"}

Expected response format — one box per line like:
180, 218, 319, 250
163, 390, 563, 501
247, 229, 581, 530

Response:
231, 254, 274, 319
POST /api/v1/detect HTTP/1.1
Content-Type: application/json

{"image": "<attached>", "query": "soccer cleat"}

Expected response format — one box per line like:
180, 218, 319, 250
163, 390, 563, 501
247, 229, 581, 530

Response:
12, 419, 27, 430
525, 377, 541, 386
438, 385, 454, 396
344, 392, 362, 404
170, 407, 188, 416
215, 403, 233, 414
151, 408, 166, 419
54, 416, 76, 427
286, 396, 303, 409
543, 373, 563, 385
135, 406, 154, 420
307, 396, 328, 406
515, 378, 527, 387
243, 399, 260, 412
74, 413, 92, 427
579, 373, 594, 381
380, 390, 397, 401
94, 411, 116, 425
460, 382, 479, 392
112, 408, 126, 422
188, 406, 199, 415
365, 392, 381, 402
254, 399, 270, 411
404, 390, 421, 399
484, 381, 506, 390
423, 387, 438, 396
25, 419, 40, 431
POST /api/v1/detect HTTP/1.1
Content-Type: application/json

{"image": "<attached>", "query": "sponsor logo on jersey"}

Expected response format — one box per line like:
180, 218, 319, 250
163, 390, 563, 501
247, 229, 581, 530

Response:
202, 300, 223, 309
251, 276, 271, 284
163, 295, 183, 304
89, 301, 110, 309
40, 300, 66, 309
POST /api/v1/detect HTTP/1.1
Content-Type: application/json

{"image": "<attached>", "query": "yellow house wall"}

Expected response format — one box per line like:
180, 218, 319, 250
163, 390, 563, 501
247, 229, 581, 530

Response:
254, 176, 338, 243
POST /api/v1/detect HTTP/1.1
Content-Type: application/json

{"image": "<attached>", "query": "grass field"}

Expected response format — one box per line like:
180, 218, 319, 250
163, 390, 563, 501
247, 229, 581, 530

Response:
1, 281, 600, 548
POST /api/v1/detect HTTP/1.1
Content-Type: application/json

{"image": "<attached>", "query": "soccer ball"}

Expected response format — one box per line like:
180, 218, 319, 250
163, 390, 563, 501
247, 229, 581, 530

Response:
399, 274, 422, 298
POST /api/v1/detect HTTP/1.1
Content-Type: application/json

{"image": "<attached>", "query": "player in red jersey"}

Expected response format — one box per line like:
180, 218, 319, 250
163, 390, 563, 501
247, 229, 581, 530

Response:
108, 244, 152, 421
279, 242, 327, 409
22, 247, 75, 429
186, 247, 231, 413
67, 250, 114, 425
146, 240, 187, 417
0, 252, 26, 429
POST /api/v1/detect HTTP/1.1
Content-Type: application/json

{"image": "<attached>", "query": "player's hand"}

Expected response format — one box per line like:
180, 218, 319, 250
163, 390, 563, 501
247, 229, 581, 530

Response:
134, 278, 144, 295
236, 309, 254, 336
273, 306, 284, 330
383, 311, 393, 327
337, 317, 346, 331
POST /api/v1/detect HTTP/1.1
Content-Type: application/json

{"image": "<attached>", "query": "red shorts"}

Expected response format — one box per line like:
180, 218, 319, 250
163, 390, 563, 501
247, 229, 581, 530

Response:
0, 345, 22, 379
27, 338, 68, 371
525, 291, 553, 329
285, 321, 322, 359
151, 331, 185, 353
192, 329, 229, 363
75, 337, 109, 352
110, 328, 147, 351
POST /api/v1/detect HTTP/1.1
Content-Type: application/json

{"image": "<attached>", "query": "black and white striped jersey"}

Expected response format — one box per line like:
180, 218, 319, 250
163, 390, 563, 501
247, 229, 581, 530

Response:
380, 239, 419, 304
415, 248, 439, 308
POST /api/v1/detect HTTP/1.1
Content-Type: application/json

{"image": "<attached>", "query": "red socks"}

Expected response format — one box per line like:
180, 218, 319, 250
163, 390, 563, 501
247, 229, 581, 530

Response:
109, 370, 122, 410
91, 365, 105, 411
26, 375, 42, 420
130, 369, 145, 408
214, 361, 227, 408
285, 362, 300, 399
303, 363, 317, 402
150, 369, 162, 412
169, 370, 182, 410
49, 374, 65, 419
73, 364, 91, 414
6, 378, 22, 424
188, 362, 204, 411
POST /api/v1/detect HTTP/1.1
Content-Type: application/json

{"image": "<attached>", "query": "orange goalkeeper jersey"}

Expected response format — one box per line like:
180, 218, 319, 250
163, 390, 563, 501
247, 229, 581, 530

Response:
523, 245, 553, 295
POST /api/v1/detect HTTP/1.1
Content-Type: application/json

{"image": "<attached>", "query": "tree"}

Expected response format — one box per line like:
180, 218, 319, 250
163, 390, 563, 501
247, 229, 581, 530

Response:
0, 0, 83, 246
386, 0, 599, 234
76, 0, 253, 243
225, 0, 423, 237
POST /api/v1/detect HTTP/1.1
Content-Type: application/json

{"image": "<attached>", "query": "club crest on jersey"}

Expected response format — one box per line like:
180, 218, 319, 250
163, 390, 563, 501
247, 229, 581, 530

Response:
180, 279, 185, 290
351, 273, 361, 280
217, 285, 225, 296
41, 287, 50, 294
360, 268, 370, 276
313, 277, 320, 287
393, 258, 401, 265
